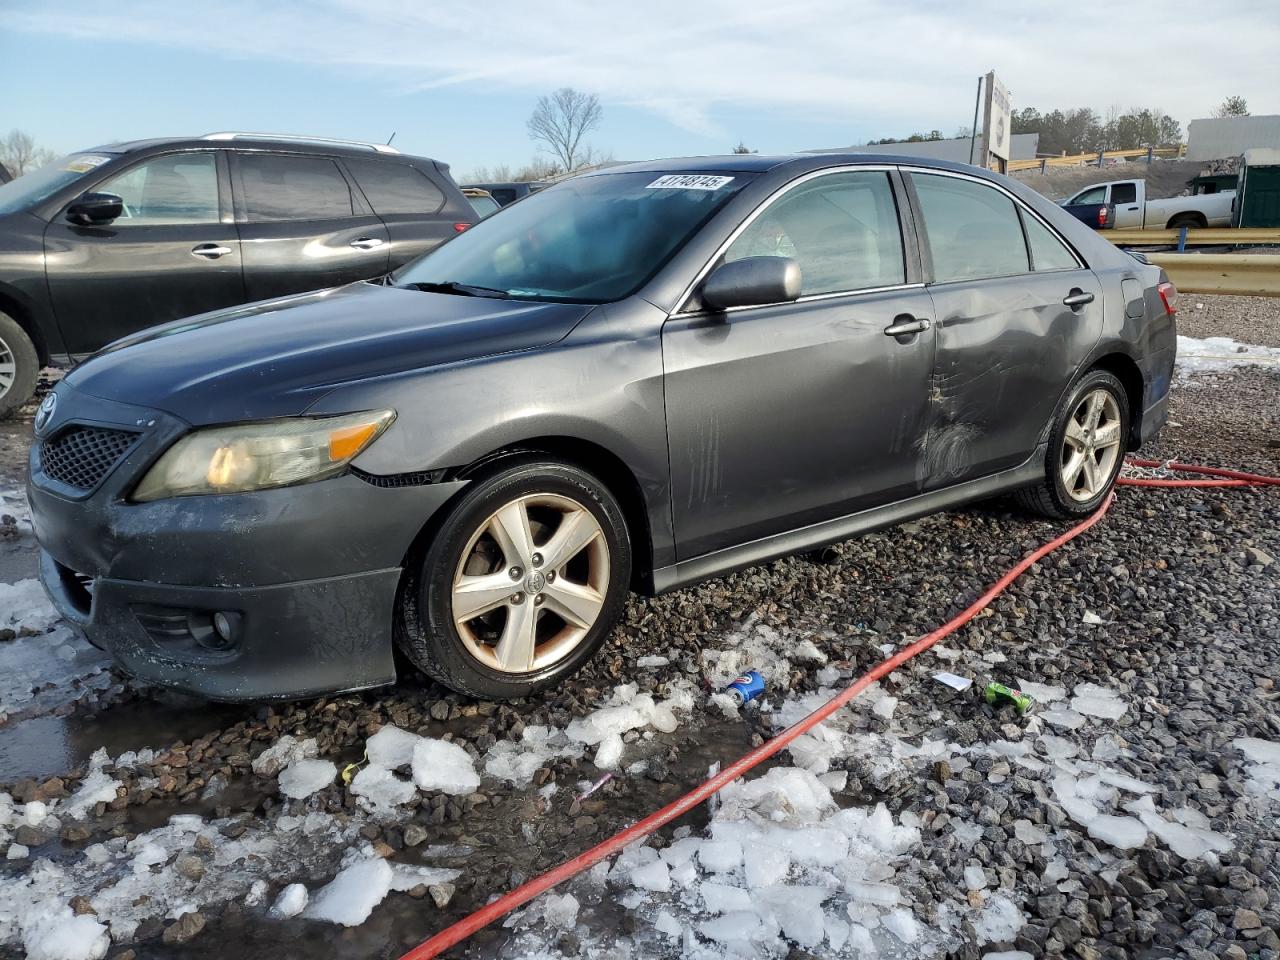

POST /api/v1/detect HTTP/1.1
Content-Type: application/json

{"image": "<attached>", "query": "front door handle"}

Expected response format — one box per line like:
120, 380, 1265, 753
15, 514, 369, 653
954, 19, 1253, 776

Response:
350, 237, 385, 250
190, 244, 232, 260
883, 316, 931, 337
1063, 290, 1095, 308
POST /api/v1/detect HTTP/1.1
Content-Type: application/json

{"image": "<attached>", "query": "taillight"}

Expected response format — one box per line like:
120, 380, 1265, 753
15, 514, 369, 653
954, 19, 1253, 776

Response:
1097, 207, 1108, 227
453, 222, 470, 233
1157, 280, 1178, 315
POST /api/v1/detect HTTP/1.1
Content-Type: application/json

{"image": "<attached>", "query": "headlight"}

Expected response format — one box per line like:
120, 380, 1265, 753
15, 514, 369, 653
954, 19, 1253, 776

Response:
132, 410, 395, 502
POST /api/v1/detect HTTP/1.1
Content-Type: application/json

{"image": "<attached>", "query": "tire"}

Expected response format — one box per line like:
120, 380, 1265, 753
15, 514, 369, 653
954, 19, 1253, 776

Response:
1166, 213, 1205, 230
1015, 369, 1130, 520
396, 457, 632, 699
0, 312, 39, 420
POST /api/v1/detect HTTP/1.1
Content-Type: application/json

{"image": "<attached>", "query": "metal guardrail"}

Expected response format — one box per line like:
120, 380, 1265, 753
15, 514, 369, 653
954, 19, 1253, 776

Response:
1009, 145, 1184, 173
1108, 228, 1280, 247
1145, 253, 1280, 297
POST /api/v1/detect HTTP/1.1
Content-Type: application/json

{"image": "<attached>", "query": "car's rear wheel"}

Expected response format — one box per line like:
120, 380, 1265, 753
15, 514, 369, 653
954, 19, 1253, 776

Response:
1016, 369, 1129, 519
0, 312, 39, 420
396, 458, 631, 699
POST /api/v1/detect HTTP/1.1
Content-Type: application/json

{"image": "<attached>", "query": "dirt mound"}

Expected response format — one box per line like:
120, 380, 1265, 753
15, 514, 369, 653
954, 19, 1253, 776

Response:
1013, 157, 1219, 201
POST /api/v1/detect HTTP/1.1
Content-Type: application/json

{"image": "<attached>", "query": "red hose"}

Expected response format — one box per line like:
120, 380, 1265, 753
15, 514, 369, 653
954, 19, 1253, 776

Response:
400, 458, 1280, 960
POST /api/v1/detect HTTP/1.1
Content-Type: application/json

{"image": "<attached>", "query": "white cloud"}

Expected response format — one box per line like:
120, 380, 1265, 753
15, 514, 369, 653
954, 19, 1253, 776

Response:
7, 0, 1279, 141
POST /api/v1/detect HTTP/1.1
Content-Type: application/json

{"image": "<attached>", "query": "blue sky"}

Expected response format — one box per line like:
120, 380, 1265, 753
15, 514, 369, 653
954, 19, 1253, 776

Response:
2, 0, 1277, 178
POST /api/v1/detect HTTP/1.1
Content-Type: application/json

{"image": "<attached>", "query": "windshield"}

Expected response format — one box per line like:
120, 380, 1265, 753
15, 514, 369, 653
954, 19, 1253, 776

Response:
0, 153, 118, 216
395, 171, 754, 303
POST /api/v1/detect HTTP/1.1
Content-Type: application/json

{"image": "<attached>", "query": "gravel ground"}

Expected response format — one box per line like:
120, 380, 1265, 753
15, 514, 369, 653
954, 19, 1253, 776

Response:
1, 296, 1278, 960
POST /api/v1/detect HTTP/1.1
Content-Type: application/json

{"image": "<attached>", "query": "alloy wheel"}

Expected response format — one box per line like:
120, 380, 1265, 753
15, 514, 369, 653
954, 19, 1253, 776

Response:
450, 492, 609, 673
1060, 388, 1122, 502
0, 333, 15, 399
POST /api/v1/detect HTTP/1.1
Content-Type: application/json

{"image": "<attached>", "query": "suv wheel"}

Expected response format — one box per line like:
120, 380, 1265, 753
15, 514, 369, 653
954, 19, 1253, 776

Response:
1016, 369, 1129, 519
0, 312, 39, 420
396, 458, 631, 699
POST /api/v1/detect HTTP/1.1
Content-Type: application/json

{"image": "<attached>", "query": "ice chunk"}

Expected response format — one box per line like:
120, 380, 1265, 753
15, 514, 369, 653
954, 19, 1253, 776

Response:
882, 907, 920, 943
985, 953, 1034, 960
1013, 820, 1048, 845
630, 858, 671, 892
365, 725, 422, 769
654, 910, 682, 938
350, 765, 415, 814
744, 843, 790, 889
723, 767, 834, 823
762, 885, 829, 948
965, 865, 988, 890
541, 893, 579, 928
1071, 684, 1127, 720
873, 695, 898, 719
1017, 680, 1066, 702
565, 701, 650, 745
1092, 734, 1123, 761
701, 881, 754, 913
7, 843, 29, 859
593, 733, 624, 770
389, 863, 463, 891
271, 883, 309, 918
278, 759, 336, 799
765, 825, 848, 867
253, 736, 318, 776
846, 880, 900, 905
304, 858, 394, 926
1086, 814, 1148, 850
698, 839, 743, 873
976, 894, 1025, 942
1096, 769, 1155, 794
411, 739, 480, 796
1036, 735, 1079, 761
649, 703, 678, 734
1040, 707, 1086, 730
483, 725, 583, 786
1043, 858, 1069, 883
637, 655, 669, 667
23, 908, 110, 960
698, 911, 762, 944
62, 766, 121, 820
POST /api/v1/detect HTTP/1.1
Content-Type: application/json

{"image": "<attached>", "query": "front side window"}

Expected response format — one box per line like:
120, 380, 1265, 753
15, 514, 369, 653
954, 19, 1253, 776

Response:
1071, 186, 1106, 205
912, 173, 1029, 282
394, 171, 753, 303
238, 154, 354, 222
96, 153, 219, 225
1022, 213, 1079, 272
724, 171, 905, 296
346, 159, 444, 216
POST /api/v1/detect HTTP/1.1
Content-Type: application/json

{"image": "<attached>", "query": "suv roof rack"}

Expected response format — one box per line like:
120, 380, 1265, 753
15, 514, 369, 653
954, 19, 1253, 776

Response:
202, 132, 401, 155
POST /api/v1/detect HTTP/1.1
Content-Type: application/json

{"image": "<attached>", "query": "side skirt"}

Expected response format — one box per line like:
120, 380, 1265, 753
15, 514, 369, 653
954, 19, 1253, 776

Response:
650, 445, 1047, 595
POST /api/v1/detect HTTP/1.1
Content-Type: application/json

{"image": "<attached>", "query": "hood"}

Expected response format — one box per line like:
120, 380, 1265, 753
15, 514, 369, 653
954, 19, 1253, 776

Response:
65, 282, 594, 424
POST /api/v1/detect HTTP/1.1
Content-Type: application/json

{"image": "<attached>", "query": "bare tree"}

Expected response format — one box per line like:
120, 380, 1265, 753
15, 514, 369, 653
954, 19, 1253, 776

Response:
1211, 96, 1249, 118
527, 88, 602, 172
0, 129, 56, 177
732, 141, 755, 154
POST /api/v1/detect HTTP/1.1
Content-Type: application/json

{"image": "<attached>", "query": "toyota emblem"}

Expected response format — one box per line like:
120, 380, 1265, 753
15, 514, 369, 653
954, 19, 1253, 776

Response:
34, 391, 57, 434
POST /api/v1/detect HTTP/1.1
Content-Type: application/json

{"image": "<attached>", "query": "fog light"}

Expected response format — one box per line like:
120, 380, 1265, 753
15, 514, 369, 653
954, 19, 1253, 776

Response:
212, 611, 242, 644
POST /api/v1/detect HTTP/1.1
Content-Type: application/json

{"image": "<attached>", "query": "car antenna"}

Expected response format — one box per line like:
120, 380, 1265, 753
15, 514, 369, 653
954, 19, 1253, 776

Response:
386, 132, 397, 146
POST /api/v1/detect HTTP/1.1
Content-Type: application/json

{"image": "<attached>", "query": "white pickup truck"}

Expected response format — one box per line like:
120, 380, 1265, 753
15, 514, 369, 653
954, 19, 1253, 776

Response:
1061, 178, 1235, 229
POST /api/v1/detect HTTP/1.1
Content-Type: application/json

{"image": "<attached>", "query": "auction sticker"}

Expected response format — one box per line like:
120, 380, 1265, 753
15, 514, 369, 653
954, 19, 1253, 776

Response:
63, 155, 112, 173
646, 174, 734, 191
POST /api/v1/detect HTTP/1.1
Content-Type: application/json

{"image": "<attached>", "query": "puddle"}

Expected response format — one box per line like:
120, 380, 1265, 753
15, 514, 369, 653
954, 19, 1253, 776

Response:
0, 698, 250, 782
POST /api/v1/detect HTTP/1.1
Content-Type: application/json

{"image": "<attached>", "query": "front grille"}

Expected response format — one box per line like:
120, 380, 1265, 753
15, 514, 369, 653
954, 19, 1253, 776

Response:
39, 426, 139, 490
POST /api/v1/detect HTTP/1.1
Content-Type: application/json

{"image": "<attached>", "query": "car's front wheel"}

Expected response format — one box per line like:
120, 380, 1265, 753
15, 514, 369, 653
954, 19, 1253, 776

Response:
1016, 369, 1129, 519
0, 312, 39, 420
396, 457, 632, 699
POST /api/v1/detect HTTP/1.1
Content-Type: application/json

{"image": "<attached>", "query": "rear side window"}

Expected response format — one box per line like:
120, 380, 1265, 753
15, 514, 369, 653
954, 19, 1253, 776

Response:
911, 173, 1029, 282
490, 189, 517, 205
1110, 182, 1138, 205
238, 154, 354, 221
725, 171, 905, 296
346, 159, 445, 216
1022, 212, 1079, 272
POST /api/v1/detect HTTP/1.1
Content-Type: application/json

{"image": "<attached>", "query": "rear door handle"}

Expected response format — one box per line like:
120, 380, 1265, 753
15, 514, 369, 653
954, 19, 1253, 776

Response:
883, 316, 931, 337
190, 244, 232, 260
350, 237, 385, 250
1063, 290, 1095, 308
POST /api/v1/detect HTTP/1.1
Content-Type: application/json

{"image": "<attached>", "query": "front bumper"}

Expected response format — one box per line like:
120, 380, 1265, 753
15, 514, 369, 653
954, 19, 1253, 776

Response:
29, 383, 467, 701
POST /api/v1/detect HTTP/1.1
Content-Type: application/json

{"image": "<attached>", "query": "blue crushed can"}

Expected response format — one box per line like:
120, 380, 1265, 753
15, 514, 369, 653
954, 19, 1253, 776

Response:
724, 670, 766, 705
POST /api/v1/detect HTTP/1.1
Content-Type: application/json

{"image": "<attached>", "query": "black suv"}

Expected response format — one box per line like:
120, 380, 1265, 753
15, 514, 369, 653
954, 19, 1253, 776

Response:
0, 133, 475, 415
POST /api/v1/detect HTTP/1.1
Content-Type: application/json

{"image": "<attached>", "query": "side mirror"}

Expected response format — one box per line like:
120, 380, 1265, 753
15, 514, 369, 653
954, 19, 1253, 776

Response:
66, 192, 124, 226
702, 256, 802, 311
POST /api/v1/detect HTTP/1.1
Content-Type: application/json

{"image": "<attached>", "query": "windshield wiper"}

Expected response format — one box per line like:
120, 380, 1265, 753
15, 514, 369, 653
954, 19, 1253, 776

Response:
400, 280, 510, 299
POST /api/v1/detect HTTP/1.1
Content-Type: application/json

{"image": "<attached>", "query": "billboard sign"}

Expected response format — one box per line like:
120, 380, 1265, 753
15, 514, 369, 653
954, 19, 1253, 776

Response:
981, 71, 1012, 172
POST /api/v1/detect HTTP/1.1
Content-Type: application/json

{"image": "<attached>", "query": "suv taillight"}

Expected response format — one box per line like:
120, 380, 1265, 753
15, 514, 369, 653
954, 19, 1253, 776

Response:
1157, 280, 1178, 315
1097, 207, 1109, 227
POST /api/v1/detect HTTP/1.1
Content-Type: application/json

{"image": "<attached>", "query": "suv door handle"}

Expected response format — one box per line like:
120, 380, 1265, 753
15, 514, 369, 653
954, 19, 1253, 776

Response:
350, 237, 385, 250
1063, 290, 1095, 308
190, 244, 232, 260
883, 316, 931, 337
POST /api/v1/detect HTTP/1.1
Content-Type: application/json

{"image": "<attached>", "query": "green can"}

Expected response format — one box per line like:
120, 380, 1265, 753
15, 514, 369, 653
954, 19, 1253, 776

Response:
983, 682, 1033, 715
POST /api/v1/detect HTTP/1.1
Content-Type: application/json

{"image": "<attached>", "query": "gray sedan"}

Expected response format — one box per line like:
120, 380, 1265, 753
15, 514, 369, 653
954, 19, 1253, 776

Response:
29, 154, 1176, 701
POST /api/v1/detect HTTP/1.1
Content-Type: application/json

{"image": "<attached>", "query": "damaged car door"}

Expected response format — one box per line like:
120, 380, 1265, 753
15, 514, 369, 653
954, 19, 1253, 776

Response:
907, 170, 1103, 487
663, 169, 936, 559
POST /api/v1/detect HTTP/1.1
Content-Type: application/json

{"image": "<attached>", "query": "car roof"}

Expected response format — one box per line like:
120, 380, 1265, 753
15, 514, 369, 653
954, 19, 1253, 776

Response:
77, 135, 441, 165
581, 153, 1006, 180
